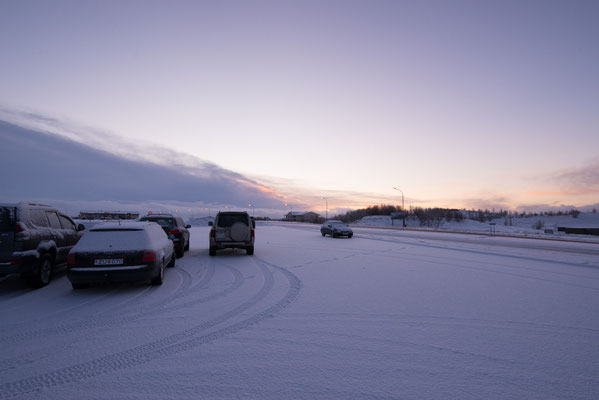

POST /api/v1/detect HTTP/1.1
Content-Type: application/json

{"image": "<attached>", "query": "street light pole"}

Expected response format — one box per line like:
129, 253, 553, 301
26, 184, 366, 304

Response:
321, 197, 328, 220
248, 204, 255, 218
392, 187, 406, 227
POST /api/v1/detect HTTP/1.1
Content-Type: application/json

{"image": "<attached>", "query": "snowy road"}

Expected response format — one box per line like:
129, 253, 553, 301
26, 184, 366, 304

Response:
0, 223, 598, 399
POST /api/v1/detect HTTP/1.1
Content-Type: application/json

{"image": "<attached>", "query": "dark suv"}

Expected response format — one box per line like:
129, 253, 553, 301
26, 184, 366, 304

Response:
0, 202, 84, 288
139, 214, 190, 258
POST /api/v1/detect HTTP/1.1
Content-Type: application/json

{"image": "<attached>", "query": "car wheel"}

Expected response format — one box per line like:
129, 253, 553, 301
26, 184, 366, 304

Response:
348, 234, 353, 238
246, 246, 254, 256
209, 246, 216, 256
321, 230, 326, 236
332, 232, 337, 238
71, 282, 88, 290
185, 240, 190, 251
176, 246, 184, 258
26, 254, 53, 288
151, 261, 164, 285
167, 254, 176, 268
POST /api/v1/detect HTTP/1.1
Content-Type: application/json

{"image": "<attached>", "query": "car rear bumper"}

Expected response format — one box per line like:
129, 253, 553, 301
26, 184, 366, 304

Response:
0, 253, 40, 276
67, 263, 158, 283
0, 261, 22, 275
209, 239, 253, 249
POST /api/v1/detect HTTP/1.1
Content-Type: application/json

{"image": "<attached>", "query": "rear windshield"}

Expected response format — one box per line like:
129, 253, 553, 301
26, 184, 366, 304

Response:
217, 214, 248, 228
76, 229, 149, 252
140, 217, 175, 228
0, 207, 16, 231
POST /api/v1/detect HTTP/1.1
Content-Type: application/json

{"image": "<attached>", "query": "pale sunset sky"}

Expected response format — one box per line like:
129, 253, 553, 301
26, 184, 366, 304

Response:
1, 0, 598, 214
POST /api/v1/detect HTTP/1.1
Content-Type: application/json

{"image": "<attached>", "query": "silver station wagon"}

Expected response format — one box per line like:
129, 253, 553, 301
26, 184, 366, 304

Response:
67, 221, 175, 289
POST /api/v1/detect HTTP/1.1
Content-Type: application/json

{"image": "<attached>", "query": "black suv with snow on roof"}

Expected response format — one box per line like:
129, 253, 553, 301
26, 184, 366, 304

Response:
139, 214, 190, 258
0, 202, 85, 288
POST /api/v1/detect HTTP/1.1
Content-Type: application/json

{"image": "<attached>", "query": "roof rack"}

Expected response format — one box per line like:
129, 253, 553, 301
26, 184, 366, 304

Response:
23, 202, 52, 207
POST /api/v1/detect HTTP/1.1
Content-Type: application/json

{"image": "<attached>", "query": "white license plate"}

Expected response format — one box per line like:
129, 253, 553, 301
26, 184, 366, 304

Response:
94, 258, 124, 266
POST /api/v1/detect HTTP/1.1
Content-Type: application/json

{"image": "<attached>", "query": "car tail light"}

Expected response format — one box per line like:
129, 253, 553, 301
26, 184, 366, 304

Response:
142, 251, 156, 262
209, 229, 215, 237
169, 229, 181, 235
15, 222, 26, 233
11, 259, 22, 265
251, 229, 255, 238
67, 253, 76, 266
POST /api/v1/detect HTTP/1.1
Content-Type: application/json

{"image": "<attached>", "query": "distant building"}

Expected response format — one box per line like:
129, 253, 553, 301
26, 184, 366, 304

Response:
459, 210, 479, 219
284, 211, 321, 223
78, 211, 140, 220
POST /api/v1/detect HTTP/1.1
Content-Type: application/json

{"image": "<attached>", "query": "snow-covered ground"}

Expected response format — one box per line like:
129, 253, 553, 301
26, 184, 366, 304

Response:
1, 224, 598, 399
354, 212, 599, 241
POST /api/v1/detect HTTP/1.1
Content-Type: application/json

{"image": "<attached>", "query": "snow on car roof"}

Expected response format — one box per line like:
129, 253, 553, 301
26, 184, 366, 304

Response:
90, 221, 155, 231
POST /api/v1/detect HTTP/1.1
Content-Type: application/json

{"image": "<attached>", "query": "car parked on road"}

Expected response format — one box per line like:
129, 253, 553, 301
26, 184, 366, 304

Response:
0, 202, 84, 288
208, 211, 255, 256
139, 214, 190, 258
67, 221, 175, 289
321, 220, 353, 238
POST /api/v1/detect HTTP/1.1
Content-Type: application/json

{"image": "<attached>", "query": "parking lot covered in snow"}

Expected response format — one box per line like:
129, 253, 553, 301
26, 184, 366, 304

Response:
1, 223, 598, 399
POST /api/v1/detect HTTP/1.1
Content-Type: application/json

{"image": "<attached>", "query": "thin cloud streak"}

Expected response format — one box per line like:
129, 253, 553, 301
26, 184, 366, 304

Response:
553, 159, 599, 188
526, 189, 599, 197
539, 158, 599, 190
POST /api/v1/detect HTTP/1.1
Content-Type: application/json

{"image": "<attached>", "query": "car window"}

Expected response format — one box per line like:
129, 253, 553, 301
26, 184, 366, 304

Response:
30, 209, 49, 227
140, 217, 174, 228
217, 214, 248, 228
76, 229, 149, 251
0, 207, 16, 231
59, 215, 76, 230
0, 207, 16, 230
46, 211, 62, 229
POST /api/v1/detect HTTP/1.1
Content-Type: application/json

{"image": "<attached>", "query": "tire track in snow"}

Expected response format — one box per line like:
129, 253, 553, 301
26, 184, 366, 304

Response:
0, 284, 124, 336
357, 235, 599, 290
356, 229, 599, 256
0, 269, 190, 345
168, 258, 244, 311
0, 259, 301, 399
358, 233, 599, 270
0, 257, 224, 345
399, 247, 599, 282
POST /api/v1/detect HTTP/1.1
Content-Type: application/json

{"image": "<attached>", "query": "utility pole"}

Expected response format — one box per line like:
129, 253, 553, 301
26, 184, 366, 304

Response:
392, 187, 406, 227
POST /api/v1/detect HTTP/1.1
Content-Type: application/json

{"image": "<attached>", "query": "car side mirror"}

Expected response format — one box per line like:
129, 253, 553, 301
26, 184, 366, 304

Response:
185, 224, 191, 229
77, 224, 85, 231
208, 221, 213, 226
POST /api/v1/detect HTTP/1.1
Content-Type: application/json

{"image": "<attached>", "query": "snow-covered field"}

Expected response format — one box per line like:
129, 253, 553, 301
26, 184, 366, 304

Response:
1, 223, 598, 399
354, 212, 599, 241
